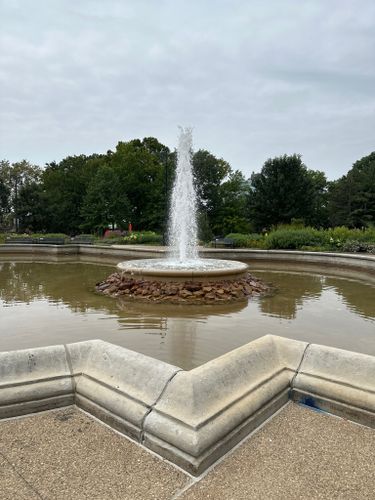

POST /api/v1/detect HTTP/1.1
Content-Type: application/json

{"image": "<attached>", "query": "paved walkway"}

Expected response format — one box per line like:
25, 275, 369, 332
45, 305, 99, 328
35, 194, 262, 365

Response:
0, 403, 374, 499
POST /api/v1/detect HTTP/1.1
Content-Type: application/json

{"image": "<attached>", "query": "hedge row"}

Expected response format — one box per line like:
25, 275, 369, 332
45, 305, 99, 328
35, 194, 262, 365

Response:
225, 226, 375, 253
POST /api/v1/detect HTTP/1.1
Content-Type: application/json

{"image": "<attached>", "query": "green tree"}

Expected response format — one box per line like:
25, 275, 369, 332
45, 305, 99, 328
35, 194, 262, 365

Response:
81, 166, 132, 232
192, 150, 232, 234
216, 171, 251, 234
108, 138, 171, 232
41, 154, 104, 233
15, 182, 47, 232
0, 179, 10, 228
305, 170, 329, 227
328, 152, 375, 227
248, 154, 317, 230
0, 160, 42, 230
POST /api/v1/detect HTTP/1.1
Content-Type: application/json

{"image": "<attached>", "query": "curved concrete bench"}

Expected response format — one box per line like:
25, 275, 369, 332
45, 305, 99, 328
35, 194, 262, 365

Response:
1, 336, 374, 475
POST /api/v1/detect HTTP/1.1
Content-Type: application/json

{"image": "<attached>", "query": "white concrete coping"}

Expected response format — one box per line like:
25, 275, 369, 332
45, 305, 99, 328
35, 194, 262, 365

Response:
0, 336, 374, 474
0, 345, 73, 417
292, 344, 375, 425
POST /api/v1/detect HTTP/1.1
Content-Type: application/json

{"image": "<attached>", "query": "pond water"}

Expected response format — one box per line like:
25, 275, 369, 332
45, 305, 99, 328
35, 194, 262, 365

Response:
0, 259, 374, 370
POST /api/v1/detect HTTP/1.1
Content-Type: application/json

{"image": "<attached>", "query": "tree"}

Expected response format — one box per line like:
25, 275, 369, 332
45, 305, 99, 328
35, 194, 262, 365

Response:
305, 170, 329, 227
248, 154, 317, 230
192, 150, 232, 234
81, 166, 132, 232
108, 138, 171, 232
41, 154, 104, 233
328, 152, 375, 227
0, 160, 42, 230
0, 179, 10, 228
216, 171, 251, 234
14, 182, 47, 232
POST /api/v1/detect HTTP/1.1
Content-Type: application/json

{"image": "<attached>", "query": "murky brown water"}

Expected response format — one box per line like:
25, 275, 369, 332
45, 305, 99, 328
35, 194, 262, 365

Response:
0, 258, 374, 369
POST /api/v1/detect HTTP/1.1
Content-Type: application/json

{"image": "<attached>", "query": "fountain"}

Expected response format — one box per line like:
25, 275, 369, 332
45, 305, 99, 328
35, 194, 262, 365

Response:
97, 128, 268, 303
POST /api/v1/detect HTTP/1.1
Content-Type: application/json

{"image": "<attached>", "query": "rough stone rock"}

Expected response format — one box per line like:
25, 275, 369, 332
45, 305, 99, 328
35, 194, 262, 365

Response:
95, 271, 271, 305
185, 283, 202, 292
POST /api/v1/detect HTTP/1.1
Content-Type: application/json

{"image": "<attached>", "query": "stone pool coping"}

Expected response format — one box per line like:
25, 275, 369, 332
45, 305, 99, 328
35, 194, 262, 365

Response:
1, 243, 374, 271
1, 335, 374, 475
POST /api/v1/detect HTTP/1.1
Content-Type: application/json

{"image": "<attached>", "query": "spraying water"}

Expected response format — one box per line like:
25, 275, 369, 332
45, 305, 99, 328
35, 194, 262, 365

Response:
168, 127, 199, 262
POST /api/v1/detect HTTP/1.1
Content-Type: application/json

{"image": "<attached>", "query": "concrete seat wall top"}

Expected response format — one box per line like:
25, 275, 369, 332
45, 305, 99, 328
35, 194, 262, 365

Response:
0, 345, 74, 418
292, 343, 375, 427
0, 336, 374, 475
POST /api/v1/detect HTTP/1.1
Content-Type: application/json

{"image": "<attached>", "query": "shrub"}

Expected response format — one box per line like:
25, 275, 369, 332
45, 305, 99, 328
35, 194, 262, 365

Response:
123, 231, 162, 245
225, 233, 264, 248
342, 240, 375, 254
264, 227, 326, 250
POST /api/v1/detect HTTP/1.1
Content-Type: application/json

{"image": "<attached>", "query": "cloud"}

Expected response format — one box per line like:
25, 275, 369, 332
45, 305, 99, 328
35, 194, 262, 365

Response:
0, 0, 374, 179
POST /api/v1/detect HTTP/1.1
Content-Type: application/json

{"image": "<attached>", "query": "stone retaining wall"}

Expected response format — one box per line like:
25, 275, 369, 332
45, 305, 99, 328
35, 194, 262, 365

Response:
1, 243, 375, 271
1, 336, 374, 475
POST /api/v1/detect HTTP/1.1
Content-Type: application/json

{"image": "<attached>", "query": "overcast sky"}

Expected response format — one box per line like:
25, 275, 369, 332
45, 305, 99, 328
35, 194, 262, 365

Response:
1, 0, 374, 180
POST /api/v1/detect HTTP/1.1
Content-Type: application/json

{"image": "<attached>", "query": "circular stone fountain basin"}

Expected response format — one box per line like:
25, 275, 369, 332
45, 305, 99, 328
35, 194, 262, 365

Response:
117, 258, 249, 282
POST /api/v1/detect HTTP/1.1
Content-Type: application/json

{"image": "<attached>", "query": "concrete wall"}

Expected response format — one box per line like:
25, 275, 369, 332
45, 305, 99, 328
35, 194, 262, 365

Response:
1, 243, 375, 272
1, 336, 374, 474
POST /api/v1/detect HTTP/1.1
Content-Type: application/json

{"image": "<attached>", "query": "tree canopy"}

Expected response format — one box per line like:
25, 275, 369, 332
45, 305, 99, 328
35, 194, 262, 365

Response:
328, 152, 375, 227
1, 141, 374, 237
248, 154, 324, 230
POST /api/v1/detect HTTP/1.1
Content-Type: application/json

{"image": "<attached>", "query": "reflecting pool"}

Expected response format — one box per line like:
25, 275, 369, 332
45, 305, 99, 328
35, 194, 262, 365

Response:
0, 259, 374, 369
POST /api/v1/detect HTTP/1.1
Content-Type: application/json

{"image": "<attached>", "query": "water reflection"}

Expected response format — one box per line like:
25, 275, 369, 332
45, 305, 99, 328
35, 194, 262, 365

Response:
255, 269, 375, 322
324, 277, 375, 320
0, 260, 374, 368
257, 271, 324, 319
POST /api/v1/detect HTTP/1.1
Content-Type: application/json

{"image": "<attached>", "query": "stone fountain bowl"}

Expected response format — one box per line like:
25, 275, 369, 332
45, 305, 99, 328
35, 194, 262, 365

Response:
117, 258, 249, 283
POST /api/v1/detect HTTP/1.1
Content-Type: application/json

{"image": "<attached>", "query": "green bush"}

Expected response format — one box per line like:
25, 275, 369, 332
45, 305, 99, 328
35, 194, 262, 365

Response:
264, 227, 326, 250
29, 233, 69, 240
341, 240, 375, 254
225, 233, 264, 248
2, 233, 69, 242
123, 231, 162, 245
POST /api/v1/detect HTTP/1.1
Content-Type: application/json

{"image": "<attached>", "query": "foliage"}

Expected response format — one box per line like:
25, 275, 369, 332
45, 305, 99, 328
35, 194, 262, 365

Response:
0, 160, 42, 230
81, 165, 132, 232
225, 233, 264, 248
15, 182, 47, 232
328, 152, 375, 227
248, 154, 326, 231
1, 140, 374, 240
341, 240, 375, 254
264, 227, 326, 250
193, 150, 247, 235
223, 225, 375, 253
122, 231, 162, 245
2, 233, 69, 242
0, 179, 10, 227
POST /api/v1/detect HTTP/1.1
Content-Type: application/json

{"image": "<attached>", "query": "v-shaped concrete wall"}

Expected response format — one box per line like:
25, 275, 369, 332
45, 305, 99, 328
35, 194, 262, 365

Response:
0, 336, 374, 475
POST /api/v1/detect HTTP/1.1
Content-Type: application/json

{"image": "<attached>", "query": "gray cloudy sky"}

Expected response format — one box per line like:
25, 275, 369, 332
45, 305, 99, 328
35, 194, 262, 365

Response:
1, 0, 374, 179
